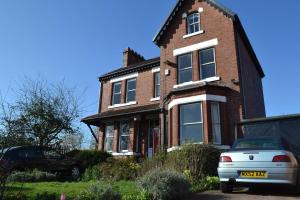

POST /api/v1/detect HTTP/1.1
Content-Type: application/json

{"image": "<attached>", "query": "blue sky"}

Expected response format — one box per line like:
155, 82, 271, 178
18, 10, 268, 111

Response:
0, 0, 299, 145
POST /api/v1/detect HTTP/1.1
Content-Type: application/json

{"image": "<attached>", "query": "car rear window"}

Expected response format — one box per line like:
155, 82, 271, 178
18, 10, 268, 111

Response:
233, 138, 287, 150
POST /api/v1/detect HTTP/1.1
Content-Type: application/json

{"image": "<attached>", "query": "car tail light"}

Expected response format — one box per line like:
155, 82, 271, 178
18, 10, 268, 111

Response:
220, 156, 232, 162
272, 155, 291, 162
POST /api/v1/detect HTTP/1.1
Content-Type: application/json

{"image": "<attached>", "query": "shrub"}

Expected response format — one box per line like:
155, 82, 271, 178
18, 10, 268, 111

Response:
166, 144, 220, 181
137, 169, 191, 200
98, 158, 141, 181
7, 169, 57, 182
139, 151, 167, 176
81, 165, 103, 181
122, 191, 151, 200
67, 150, 111, 169
77, 182, 121, 200
4, 193, 28, 200
34, 192, 58, 200
191, 176, 220, 193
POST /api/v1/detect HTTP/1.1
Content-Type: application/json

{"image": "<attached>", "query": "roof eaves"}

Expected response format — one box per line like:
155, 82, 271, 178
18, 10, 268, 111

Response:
153, 0, 236, 45
99, 57, 160, 81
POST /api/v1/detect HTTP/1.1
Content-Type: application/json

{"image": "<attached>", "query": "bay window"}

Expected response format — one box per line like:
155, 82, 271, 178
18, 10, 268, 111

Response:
180, 102, 203, 144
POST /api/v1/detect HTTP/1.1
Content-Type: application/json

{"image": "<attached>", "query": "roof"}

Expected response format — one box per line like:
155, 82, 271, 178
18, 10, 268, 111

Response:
81, 104, 161, 126
99, 57, 160, 81
238, 114, 300, 125
152, 0, 265, 78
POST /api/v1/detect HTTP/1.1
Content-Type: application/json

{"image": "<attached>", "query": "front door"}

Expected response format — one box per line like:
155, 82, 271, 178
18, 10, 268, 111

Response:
148, 119, 159, 158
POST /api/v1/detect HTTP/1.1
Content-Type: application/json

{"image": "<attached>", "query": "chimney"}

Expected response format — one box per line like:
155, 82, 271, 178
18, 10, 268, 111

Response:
123, 47, 145, 67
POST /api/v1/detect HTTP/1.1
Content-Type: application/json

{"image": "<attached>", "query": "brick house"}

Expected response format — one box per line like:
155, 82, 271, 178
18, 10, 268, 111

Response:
82, 0, 266, 157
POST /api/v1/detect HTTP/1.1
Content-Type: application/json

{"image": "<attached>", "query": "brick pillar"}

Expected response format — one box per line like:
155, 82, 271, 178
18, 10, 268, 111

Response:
172, 106, 179, 146
97, 125, 105, 151
202, 101, 210, 144
193, 51, 200, 81
121, 80, 126, 104
168, 109, 173, 148
112, 122, 119, 153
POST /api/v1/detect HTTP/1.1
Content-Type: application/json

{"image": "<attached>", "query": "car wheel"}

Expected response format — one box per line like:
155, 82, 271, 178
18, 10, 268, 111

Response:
70, 166, 80, 179
220, 182, 233, 193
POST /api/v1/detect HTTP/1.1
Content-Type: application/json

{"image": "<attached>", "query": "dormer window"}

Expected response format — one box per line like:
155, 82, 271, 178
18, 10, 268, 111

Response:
187, 13, 200, 34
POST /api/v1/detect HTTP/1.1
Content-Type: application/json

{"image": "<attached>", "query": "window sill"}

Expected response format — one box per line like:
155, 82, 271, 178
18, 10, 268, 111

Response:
173, 76, 220, 89
150, 97, 160, 102
112, 152, 141, 156
108, 101, 137, 109
183, 30, 204, 39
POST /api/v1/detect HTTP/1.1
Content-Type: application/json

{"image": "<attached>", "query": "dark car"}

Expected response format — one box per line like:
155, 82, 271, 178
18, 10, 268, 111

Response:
0, 146, 81, 179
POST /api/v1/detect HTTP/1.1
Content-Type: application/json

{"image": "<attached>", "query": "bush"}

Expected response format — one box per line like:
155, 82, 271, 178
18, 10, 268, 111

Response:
166, 144, 221, 181
137, 169, 191, 200
139, 151, 167, 176
191, 176, 220, 193
81, 165, 103, 181
34, 192, 58, 200
77, 182, 121, 200
4, 193, 28, 200
7, 169, 57, 182
67, 150, 111, 169
122, 191, 151, 200
98, 158, 141, 181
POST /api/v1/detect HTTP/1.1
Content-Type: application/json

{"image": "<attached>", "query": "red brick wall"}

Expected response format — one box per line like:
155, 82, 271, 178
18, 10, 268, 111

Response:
100, 68, 160, 113
236, 32, 266, 119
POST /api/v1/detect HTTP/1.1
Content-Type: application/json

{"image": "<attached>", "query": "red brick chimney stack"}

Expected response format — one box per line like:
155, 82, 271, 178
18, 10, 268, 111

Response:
123, 47, 145, 67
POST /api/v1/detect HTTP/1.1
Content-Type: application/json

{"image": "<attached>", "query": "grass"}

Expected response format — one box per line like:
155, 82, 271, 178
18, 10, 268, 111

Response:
5, 181, 138, 199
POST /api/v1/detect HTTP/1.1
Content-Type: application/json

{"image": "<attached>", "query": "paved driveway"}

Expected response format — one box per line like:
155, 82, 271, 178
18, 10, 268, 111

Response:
187, 186, 300, 200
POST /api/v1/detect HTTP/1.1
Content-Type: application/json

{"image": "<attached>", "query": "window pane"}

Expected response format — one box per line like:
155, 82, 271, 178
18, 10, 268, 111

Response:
155, 85, 160, 97
105, 137, 113, 152
201, 63, 216, 79
120, 136, 129, 151
213, 125, 221, 144
194, 24, 200, 32
127, 79, 136, 91
211, 104, 220, 123
114, 83, 121, 93
106, 125, 114, 137
180, 103, 202, 124
113, 94, 121, 105
211, 103, 221, 144
179, 68, 192, 84
178, 54, 192, 70
181, 124, 203, 144
126, 91, 136, 102
155, 72, 160, 83
200, 48, 215, 64
120, 123, 129, 136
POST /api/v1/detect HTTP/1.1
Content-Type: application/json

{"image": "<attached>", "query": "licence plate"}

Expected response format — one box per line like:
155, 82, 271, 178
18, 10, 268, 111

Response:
240, 171, 267, 178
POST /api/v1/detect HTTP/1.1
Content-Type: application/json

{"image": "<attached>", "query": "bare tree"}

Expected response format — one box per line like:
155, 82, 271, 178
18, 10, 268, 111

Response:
0, 78, 83, 148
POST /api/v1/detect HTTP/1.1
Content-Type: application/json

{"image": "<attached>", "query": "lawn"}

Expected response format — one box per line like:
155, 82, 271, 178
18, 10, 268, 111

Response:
5, 181, 138, 199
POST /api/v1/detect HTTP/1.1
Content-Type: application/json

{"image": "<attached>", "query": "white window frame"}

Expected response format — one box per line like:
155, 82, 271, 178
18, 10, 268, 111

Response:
119, 122, 130, 152
154, 72, 160, 98
112, 82, 122, 105
178, 53, 193, 84
211, 102, 222, 145
200, 48, 217, 80
126, 78, 136, 103
104, 125, 114, 153
179, 102, 204, 145
187, 13, 200, 35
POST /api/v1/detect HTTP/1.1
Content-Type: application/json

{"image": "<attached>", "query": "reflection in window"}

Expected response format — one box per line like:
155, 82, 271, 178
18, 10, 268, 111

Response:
112, 82, 122, 105
105, 125, 114, 152
119, 122, 130, 152
178, 53, 192, 84
126, 79, 136, 103
187, 13, 200, 34
180, 103, 203, 144
200, 48, 216, 79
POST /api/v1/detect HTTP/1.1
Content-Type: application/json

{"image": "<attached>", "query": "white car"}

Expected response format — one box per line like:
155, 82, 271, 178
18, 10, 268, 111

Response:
218, 137, 299, 193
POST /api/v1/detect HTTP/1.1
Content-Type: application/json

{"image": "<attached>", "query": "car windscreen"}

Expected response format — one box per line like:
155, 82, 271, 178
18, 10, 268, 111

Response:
233, 138, 287, 150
